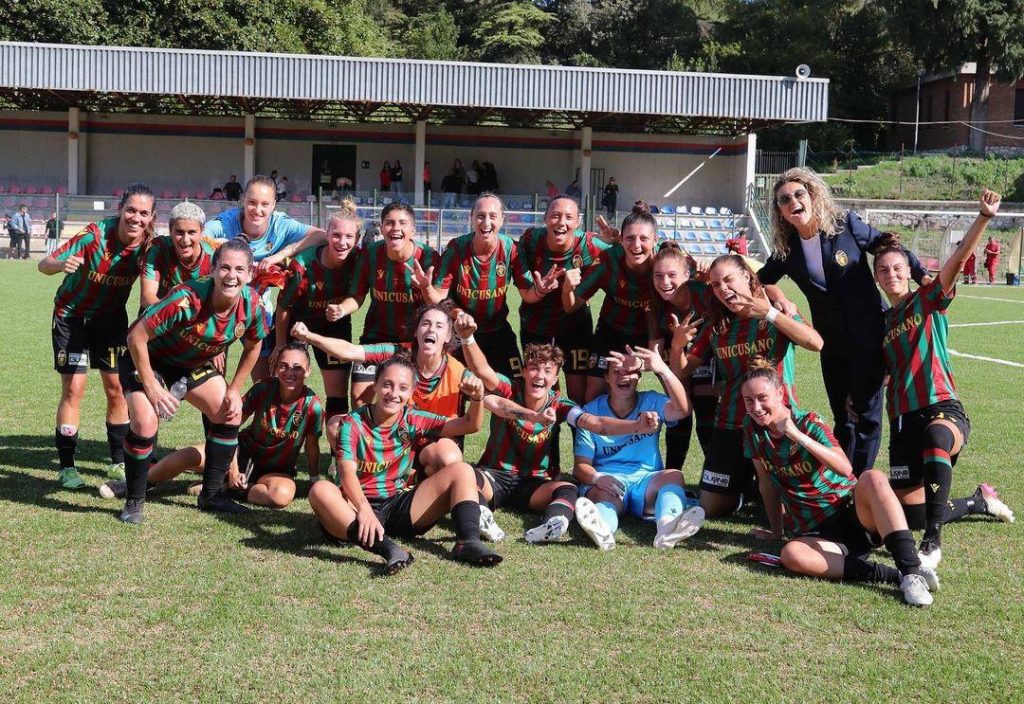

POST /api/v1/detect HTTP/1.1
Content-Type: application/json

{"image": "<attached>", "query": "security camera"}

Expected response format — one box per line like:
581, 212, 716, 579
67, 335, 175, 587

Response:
795, 64, 811, 79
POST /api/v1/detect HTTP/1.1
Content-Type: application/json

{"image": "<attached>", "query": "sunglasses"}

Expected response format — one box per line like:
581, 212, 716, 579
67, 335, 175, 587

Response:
776, 189, 808, 206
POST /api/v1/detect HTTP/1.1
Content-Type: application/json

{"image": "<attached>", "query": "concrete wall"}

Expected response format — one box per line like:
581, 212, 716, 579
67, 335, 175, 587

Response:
0, 109, 752, 211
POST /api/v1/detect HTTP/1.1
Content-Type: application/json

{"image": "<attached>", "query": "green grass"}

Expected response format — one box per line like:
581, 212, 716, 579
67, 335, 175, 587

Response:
821, 155, 1024, 202
1, 262, 1023, 703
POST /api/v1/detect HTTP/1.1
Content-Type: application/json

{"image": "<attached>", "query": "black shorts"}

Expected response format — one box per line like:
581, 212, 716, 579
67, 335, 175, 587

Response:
587, 321, 648, 378
520, 308, 593, 375
699, 428, 754, 495
888, 399, 971, 489
119, 353, 221, 396
351, 334, 392, 383
52, 310, 129, 374
458, 321, 522, 379
369, 489, 431, 539
238, 441, 298, 482
807, 500, 881, 558
478, 467, 553, 512
301, 317, 353, 372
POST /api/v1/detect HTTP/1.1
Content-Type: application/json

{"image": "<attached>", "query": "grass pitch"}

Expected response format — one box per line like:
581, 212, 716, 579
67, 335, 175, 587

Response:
1, 262, 1022, 703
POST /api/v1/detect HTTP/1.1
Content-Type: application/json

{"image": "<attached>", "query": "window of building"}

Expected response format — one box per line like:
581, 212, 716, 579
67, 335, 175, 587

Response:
1014, 87, 1024, 127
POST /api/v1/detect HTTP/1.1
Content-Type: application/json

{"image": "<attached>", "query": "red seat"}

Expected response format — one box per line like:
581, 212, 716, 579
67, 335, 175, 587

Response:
40, 186, 54, 195
24, 186, 38, 195
195, 190, 207, 199
160, 190, 174, 199
178, 190, 190, 200
113, 188, 125, 197
56, 186, 68, 195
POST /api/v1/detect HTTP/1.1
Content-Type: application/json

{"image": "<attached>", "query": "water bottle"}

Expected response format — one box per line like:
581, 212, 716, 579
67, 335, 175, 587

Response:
159, 377, 189, 422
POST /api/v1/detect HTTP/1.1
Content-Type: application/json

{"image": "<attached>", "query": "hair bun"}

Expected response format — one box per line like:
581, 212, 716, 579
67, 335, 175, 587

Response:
747, 355, 774, 372
868, 231, 902, 255
632, 200, 650, 215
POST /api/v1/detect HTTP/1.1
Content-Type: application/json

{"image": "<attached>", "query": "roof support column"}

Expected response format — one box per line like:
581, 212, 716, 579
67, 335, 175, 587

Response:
743, 132, 757, 211
414, 120, 426, 207
68, 107, 87, 195
580, 126, 592, 211
244, 114, 256, 184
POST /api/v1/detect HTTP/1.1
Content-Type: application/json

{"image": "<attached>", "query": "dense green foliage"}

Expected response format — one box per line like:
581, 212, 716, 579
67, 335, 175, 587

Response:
823, 154, 1024, 201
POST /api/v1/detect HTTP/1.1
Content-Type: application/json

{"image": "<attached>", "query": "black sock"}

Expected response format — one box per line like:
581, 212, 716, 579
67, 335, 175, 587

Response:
452, 500, 481, 542
694, 396, 716, 453
548, 423, 561, 473
201, 423, 239, 499
55, 425, 79, 468
921, 424, 956, 545
123, 429, 156, 500
347, 521, 405, 560
947, 496, 986, 521
542, 485, 577, 523
902, 503, 926, 531
325, 395, 349, 418
106, 422, 129, 464
664, 416, 692, 469
883, 529, 922, 577
842, 555, 901, 585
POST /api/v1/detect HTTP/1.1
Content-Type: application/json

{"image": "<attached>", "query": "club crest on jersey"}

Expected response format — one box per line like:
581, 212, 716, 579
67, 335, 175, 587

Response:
234, 322, 246, 338
292, 410, 303, 424
495, 263, 507, 278
396, 426, 411, 444
571, 254, 583, 269
758, 318, 768, 330
834, 250, 849, 267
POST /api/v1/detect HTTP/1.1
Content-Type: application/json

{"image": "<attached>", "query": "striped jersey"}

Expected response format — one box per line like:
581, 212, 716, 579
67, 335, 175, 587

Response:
883, 280, 959, 419
141, 236, 215, 299
574, 245, 657, 338
432, 233, 528, 332
689, 313, 803, 429
138, 277, 268, 368
743, 410, 856, 535
277, 245, 359, 333
336, 405, 448, 500
240, 380, 323, 476
350, 239, 440, 343
362, 343, 470, 418
652, 280, 715, 349
517, 227, 610, 337
51, 218, 146, 317
477, 372, 577, 478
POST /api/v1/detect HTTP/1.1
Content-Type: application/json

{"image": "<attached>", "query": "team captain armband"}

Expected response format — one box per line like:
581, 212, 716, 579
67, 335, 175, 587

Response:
566, 406, 584, 428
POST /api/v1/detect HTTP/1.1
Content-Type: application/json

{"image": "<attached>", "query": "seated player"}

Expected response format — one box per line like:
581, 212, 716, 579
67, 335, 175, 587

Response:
573, 344, 705, 550
309, 355, 500, 575
455, 311, 659, 544
139, 201, 215, 308
100, 343, 323, 509
117, 239, 268, 523
741, 360, 939, 607
291, 301, 477, 474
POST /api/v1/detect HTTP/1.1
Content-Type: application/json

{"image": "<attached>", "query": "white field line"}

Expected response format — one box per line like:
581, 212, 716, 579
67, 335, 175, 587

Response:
950, 320, 1024, 328
961, 295, 1024, 304
948, 349, 1024, 368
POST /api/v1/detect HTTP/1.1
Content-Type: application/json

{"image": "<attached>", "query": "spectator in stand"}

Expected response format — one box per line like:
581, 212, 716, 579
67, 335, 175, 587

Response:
984, 236, 1000, 284
441, 168, 461, 209
11, 204, 31, 259
962, 250, 977, 284
45, 211, 60, 256
423, 161, 432, 196
601, 177, 619, 218
224, 175, 243, 201
479, 161, 499, 192
276, 177, 289, 202
726, 232, 749, 256
390, 160, 404, 196
319, 159, 333, 193
380, 161, 392, 192
546, 180, 559, 199
209, 187, 225, 201
270, 170, 279, 184
466, 161, 480, 197
566, 179, 581, 201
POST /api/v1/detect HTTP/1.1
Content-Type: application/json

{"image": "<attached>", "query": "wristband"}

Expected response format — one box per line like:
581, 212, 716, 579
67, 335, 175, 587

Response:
462, 335, 477, 346
566, 406, 584, 429
765, 307, 780, 324
979, 211, 992, 219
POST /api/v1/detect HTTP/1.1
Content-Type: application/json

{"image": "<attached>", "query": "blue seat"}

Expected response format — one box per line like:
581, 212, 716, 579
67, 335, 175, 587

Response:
699, 232, 712, 242
685, 244, 702, 256
713, 232, 728, 242
661, 205, 675, 214
684, 231, 698, 242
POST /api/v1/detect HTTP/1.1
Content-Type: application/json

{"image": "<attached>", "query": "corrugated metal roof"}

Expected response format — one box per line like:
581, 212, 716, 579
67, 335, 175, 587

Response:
0, 42, 828, 123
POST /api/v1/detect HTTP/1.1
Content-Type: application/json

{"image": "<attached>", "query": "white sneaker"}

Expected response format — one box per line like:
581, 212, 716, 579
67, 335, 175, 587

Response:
524, 515, 569, 544
478, 505, 506, 542
653, 506, 706, 549
985, 496, 1015, 524
919, 566, 941, 592
900, 573, 934, 607
917, 544, 942, 571
575, 497, 615, 551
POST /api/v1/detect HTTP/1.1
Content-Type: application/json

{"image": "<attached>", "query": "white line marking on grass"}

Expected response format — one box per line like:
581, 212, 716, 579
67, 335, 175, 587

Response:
950, 320, 1024, 328
961, 295, 1024, 304
948, 349, 1024, 368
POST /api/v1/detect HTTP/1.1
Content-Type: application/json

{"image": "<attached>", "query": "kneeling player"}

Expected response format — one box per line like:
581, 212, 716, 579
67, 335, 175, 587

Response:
573, 345, 704, 550
456, 312, 658, 544
101, 343, 322, 508
742, 361, 939, 607
118, 239, 268, 523
309, 356, 499, 575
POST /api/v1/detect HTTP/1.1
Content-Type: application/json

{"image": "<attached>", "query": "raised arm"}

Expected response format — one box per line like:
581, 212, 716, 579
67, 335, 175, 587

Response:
518, 266, 564, 305
454, 311, 501, 391
261, 226, 327, 268
290, 322, 367, 363
734, 289, 823, 352
627, 345, 691, 420
440, 375, 485, 438
939, 189, 1000, 293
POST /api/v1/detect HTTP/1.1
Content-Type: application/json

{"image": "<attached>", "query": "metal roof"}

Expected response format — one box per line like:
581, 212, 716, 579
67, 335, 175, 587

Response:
0, 42, 828, 134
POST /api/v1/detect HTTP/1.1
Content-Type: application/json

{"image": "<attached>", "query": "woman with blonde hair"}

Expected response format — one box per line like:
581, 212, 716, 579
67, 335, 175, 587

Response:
757, 167, 929, 476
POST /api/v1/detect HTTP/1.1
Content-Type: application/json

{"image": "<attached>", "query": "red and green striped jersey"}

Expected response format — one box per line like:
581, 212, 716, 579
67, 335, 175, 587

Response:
689, 314, 804, 429
240, 380, 323, 476
883, 280, 958, 419
432, 233, 529, 332
350, 239, 440, 343
141, 236, 215, 299
743, 410, 856, 535
336, 405, 448, 500
574, 245, 656, 338
51, 218, 146, 317
517, 227, 611, 337
138, 278, 269, 368
362, 344, 470, 418
278, 245, 359, 333
477, 372, 577, 478
652, 280, 715, 346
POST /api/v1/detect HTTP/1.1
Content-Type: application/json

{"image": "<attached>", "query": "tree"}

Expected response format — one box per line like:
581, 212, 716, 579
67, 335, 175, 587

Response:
470, 1, 553, 64
886, 0, 1024, 153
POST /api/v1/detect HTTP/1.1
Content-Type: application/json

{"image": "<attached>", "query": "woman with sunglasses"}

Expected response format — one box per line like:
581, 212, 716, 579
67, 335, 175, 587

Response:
758, 168, 930, 476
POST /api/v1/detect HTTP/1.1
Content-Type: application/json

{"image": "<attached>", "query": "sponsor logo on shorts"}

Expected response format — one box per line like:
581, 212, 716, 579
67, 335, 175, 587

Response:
66, 352, 88, 368
702, 470, 730, 488
890, 465, 910, 481
353, 362, 377, 376
588, 353, 608, 370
